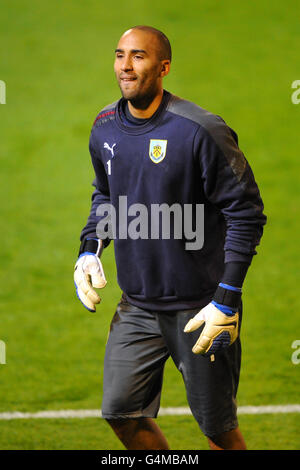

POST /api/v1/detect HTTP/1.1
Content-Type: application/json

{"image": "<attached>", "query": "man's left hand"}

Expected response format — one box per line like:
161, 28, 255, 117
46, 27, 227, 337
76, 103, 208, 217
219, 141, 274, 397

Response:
184, 302, 239, 355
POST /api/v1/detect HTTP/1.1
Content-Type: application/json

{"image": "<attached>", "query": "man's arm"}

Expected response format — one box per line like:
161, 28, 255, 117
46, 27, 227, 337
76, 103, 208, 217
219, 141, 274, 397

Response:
184, 119, 267, 354
80, 129, 112, 247
80, 185, 112, 248
197, 120, 266, 265
74, 129, 111, 312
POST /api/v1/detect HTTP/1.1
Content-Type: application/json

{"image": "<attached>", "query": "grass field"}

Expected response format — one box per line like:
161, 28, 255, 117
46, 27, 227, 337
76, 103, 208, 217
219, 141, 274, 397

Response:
0, 0, 299, 451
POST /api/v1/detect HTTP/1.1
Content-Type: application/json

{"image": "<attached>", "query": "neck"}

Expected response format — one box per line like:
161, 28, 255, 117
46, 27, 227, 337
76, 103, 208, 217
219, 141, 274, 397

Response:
128, 89, 164, 119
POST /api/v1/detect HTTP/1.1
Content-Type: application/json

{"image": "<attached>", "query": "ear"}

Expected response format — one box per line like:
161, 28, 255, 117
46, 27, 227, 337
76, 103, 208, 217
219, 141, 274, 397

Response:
160, 60, 171, 78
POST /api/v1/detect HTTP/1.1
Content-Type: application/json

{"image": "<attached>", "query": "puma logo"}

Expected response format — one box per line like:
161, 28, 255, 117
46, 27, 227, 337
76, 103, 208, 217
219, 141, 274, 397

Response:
104, 142, 116, 158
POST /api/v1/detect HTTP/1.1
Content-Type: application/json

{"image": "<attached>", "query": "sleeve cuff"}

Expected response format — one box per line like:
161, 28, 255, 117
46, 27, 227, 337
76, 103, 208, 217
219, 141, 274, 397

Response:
224, 250, 254, 264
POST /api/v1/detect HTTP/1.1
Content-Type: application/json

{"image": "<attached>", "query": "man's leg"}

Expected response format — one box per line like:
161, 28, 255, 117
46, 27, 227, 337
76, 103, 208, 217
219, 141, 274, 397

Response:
106, 417, 170, 450
157, 306, 245, 450
101, 300, 170, 449
207, 426, 247, 450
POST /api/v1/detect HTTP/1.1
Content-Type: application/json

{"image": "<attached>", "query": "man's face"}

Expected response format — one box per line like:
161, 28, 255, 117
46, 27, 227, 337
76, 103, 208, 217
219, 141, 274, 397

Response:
114, 29, 168, 107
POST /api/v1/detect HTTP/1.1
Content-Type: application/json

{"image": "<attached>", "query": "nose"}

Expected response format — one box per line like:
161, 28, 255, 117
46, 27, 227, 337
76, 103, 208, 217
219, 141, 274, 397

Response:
121, 55, 133, 72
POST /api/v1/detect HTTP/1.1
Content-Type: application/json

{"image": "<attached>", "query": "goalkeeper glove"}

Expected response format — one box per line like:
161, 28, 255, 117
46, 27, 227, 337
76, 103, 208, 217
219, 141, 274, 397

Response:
74, 238, 106, 312
184, 283, 241, 355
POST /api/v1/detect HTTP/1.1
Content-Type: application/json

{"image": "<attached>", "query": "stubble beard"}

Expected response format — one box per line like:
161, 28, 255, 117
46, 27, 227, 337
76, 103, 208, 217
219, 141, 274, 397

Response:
119, 77, 160, 110
127, 88, 159, 110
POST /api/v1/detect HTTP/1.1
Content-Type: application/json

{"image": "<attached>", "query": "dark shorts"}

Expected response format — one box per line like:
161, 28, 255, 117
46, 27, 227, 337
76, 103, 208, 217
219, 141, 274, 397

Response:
101, 298, 242, 438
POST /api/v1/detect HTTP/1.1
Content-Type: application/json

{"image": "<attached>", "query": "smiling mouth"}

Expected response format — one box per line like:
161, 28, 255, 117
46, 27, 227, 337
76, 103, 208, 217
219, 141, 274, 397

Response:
120, 76, 137, 82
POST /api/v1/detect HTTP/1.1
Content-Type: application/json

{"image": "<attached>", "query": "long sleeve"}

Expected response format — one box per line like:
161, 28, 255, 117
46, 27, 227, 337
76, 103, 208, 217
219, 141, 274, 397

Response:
80, 129, 112, 247
195, 119, 267, 264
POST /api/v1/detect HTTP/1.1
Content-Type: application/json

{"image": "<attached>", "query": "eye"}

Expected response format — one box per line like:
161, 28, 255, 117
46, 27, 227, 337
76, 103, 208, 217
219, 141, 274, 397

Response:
134, 55, 144, 60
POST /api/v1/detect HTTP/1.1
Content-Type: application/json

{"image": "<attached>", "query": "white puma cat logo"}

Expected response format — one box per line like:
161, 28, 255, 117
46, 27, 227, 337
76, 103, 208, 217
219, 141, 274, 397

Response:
104, 142, 116, 158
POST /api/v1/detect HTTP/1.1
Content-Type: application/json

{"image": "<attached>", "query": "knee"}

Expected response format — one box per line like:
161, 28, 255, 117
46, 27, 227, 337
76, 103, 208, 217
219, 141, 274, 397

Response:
207, 427, 247, 450
106, 417, 126, 431
106, 418, 137, 440
106, 417, 150, 435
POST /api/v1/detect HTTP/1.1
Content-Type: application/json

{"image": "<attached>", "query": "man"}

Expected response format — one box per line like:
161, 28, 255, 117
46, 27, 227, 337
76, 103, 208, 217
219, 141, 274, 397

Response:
74, 26, 266, 450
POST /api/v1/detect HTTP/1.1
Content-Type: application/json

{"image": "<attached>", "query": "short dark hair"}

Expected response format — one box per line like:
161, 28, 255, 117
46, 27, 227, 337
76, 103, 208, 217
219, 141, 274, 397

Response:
130, 25, 172, 62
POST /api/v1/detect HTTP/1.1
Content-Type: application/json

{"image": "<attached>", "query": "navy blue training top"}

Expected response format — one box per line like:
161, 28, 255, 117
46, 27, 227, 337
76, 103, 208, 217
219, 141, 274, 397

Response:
80, 90, 267, 311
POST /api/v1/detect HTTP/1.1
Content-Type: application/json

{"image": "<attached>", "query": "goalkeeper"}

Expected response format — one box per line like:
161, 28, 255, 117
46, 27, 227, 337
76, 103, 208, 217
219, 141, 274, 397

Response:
74, 26, 266, 450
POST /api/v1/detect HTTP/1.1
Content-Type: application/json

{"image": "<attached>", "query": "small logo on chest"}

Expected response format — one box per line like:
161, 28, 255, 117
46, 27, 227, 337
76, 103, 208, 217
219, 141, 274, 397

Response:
149, 139, 168, 164
104, 142, 116, 158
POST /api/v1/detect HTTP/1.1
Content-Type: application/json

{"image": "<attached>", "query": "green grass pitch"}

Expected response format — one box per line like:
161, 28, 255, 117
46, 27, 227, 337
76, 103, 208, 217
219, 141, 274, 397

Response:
0, 0, 299, 450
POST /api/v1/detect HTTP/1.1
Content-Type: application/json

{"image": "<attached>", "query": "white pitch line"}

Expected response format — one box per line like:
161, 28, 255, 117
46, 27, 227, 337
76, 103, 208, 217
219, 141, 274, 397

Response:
0, 405, 299, 421
160, 405, 300, 415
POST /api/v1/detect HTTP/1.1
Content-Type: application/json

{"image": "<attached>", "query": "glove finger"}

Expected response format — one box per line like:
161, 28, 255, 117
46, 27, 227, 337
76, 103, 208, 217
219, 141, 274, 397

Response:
192, 326, 234, 355
75, 275, 101, 304
75, 283, 97, 312
85, 283, 101, 304
192, 330, 211, 354
87, 258, 107, 288
91, 271, 107, 289
184, 312, 205, 333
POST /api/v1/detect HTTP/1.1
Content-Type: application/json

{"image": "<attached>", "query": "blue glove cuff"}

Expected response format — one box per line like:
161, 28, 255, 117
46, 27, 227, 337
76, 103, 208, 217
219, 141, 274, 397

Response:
218, 282, 242, 292
212, 283, 242, 314
77, 252, 98, 260
211, 300, 236, 316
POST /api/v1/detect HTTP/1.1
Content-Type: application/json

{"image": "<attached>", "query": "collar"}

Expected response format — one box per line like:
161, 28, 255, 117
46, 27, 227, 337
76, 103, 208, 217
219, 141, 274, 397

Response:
114, 90, 171, 135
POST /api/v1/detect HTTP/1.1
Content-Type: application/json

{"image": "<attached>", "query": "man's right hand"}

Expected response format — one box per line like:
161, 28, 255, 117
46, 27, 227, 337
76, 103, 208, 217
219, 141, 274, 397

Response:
74, 251, 107, 312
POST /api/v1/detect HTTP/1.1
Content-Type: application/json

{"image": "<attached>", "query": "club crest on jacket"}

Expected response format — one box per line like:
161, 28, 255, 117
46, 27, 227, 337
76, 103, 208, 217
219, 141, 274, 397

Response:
149, 139, 168, 163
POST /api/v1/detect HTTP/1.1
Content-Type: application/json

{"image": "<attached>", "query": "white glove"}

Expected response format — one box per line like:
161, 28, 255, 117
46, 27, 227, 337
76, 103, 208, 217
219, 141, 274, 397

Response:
184, 302, 239, 355
74, 251, 107, 312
